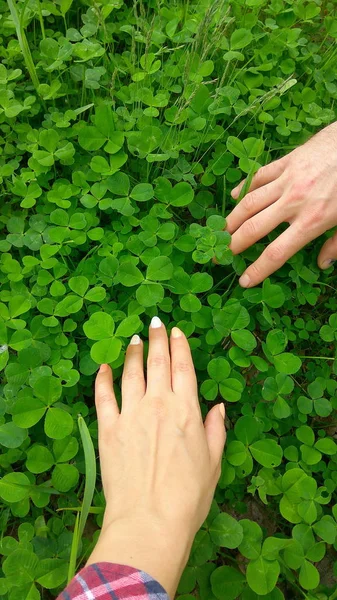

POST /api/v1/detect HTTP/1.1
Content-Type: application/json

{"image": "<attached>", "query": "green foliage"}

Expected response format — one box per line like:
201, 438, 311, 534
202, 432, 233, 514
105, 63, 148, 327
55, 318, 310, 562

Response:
0, 1, 337, 599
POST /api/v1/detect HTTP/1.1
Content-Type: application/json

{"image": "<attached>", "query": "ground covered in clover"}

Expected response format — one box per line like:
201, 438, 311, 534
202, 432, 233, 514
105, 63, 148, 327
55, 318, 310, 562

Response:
0, 1, 337, 600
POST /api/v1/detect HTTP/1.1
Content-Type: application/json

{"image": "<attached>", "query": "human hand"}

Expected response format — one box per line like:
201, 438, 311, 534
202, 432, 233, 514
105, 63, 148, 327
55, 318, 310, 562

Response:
87, 317, 226, 598
226, 121, 337, 288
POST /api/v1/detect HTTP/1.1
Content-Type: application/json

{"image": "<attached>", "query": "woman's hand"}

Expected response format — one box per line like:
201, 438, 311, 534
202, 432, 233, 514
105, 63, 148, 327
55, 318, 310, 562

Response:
87, 317, 226, 599
226, 121, 337, 288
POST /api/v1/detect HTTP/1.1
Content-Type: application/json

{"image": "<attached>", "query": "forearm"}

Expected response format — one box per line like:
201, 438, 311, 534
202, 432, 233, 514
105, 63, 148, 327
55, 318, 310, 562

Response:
86, 517, 193, 600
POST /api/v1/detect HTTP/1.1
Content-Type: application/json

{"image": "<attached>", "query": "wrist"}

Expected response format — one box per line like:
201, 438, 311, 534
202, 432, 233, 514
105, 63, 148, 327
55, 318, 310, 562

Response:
87, 516, 193, 599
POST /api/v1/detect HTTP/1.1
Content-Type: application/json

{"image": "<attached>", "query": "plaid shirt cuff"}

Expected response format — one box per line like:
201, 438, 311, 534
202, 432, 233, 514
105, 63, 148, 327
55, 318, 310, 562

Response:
58, 562, 169, 600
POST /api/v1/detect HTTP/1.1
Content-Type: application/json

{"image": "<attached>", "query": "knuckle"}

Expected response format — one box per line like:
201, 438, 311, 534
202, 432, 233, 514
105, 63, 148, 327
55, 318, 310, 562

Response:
241, 218, 258, 238
246, 262, 263, 281
95, 390, 113, 407
173, 360, 192, 374
148, 354, 169, 369
265, 243, 285, 263
242, 191, 257, 213
287, 181, 308, 201
301, 208, 325, 231
254, 166, 265, 182
123, 368, 143, 383
149, 395, 167, 418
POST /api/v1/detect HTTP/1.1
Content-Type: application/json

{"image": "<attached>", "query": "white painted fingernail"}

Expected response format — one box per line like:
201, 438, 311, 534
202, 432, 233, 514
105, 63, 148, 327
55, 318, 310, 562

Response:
130, 334, 141, 345
322, 259, 335, 269
239, 273, 251, 288
150, 316, 162, 329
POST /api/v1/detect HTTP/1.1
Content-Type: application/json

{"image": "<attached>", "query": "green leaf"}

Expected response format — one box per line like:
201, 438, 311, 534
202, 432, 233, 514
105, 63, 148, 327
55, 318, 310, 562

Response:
60, 0, 73, 14
52, 464, 79, 492
230, 28, 253, 50
33, 376, 62, 404
83, 312, 115, 340
78, 126, 106, 151
0, 472, 31, 502
26, 445, 54, 473
211, 566, 245, 600
45, 408, 74, 439
226, 441, 247, 466
0, 421, 27, 448
147, 256, 173, 281
118, 262, 144, 287
266, 329, 288, 355
234, 416, 262, 445
9, 295, 31, 318
208, 357, 231, 382
249, 439, 283, 468
115, 315, 142, 337
68, 276, 89, 297
90, 337, 122, 364
85, 287, 106, 302
12, 395, 46, 428
231, 329, 257, 352
299, 560, 319, 590
238, 519, 263, 560
136, 282, 164, 307
219, 378, 243, 402
209, 513, 243, 548
55, 295, 83, 317
36, 558, 68, 589
274, 353, 302, 374
180, 294, 202, 313
262, 279, 285, 308
314, 437, 337, 455
246, 556, 280, 595
130, 183, 154, 201
170, 182, 194, 207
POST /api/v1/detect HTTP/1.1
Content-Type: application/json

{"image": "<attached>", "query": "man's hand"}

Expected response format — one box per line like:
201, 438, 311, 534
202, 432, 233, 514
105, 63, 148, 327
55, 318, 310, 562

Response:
226, 121, 337, 288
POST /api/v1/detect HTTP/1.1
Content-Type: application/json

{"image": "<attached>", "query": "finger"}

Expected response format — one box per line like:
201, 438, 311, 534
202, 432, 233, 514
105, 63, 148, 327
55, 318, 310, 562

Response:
204, 404, 226, 472
239, 221, 323, 288
231, 157, 288, 200
95, 364, 119, 424
170, 327, 198, 403
147, 316, 171, 394
122, 335, 146, 409
318, 232, 337, 270
230, 204, 283, 255
226, 180, 283, 235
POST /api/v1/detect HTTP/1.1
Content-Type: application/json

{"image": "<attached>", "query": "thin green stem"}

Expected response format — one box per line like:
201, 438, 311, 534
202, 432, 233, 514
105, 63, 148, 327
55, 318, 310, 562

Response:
303, 356, 335, 361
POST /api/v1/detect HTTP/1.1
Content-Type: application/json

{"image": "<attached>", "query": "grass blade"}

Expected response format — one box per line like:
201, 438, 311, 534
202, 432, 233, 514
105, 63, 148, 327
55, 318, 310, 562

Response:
67, 511, 80, 583
67, 416, 97, 582
77, 415, 97, 542
7, 0, 40, 91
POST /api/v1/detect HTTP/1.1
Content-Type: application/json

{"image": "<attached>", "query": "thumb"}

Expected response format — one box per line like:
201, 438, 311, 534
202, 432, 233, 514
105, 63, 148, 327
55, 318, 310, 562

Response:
204, 403, 226, 468
95, 364, 119, 425
318, 232, 337, 270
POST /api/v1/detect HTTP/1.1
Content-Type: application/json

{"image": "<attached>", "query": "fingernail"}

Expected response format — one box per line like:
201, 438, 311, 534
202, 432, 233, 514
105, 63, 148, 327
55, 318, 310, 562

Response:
130, 334, 141, 345
99, 364, 108, 373
171, 327, 183, 339
239, 273, 251, 288
219, 403, 225, 419
150, 316, 162, 329
231, 189, 238, 199
322, 259, 336, 269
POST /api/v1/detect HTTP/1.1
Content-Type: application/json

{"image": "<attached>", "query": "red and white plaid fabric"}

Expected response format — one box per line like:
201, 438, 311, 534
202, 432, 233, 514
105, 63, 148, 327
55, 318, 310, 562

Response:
58, 563, 169, 600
